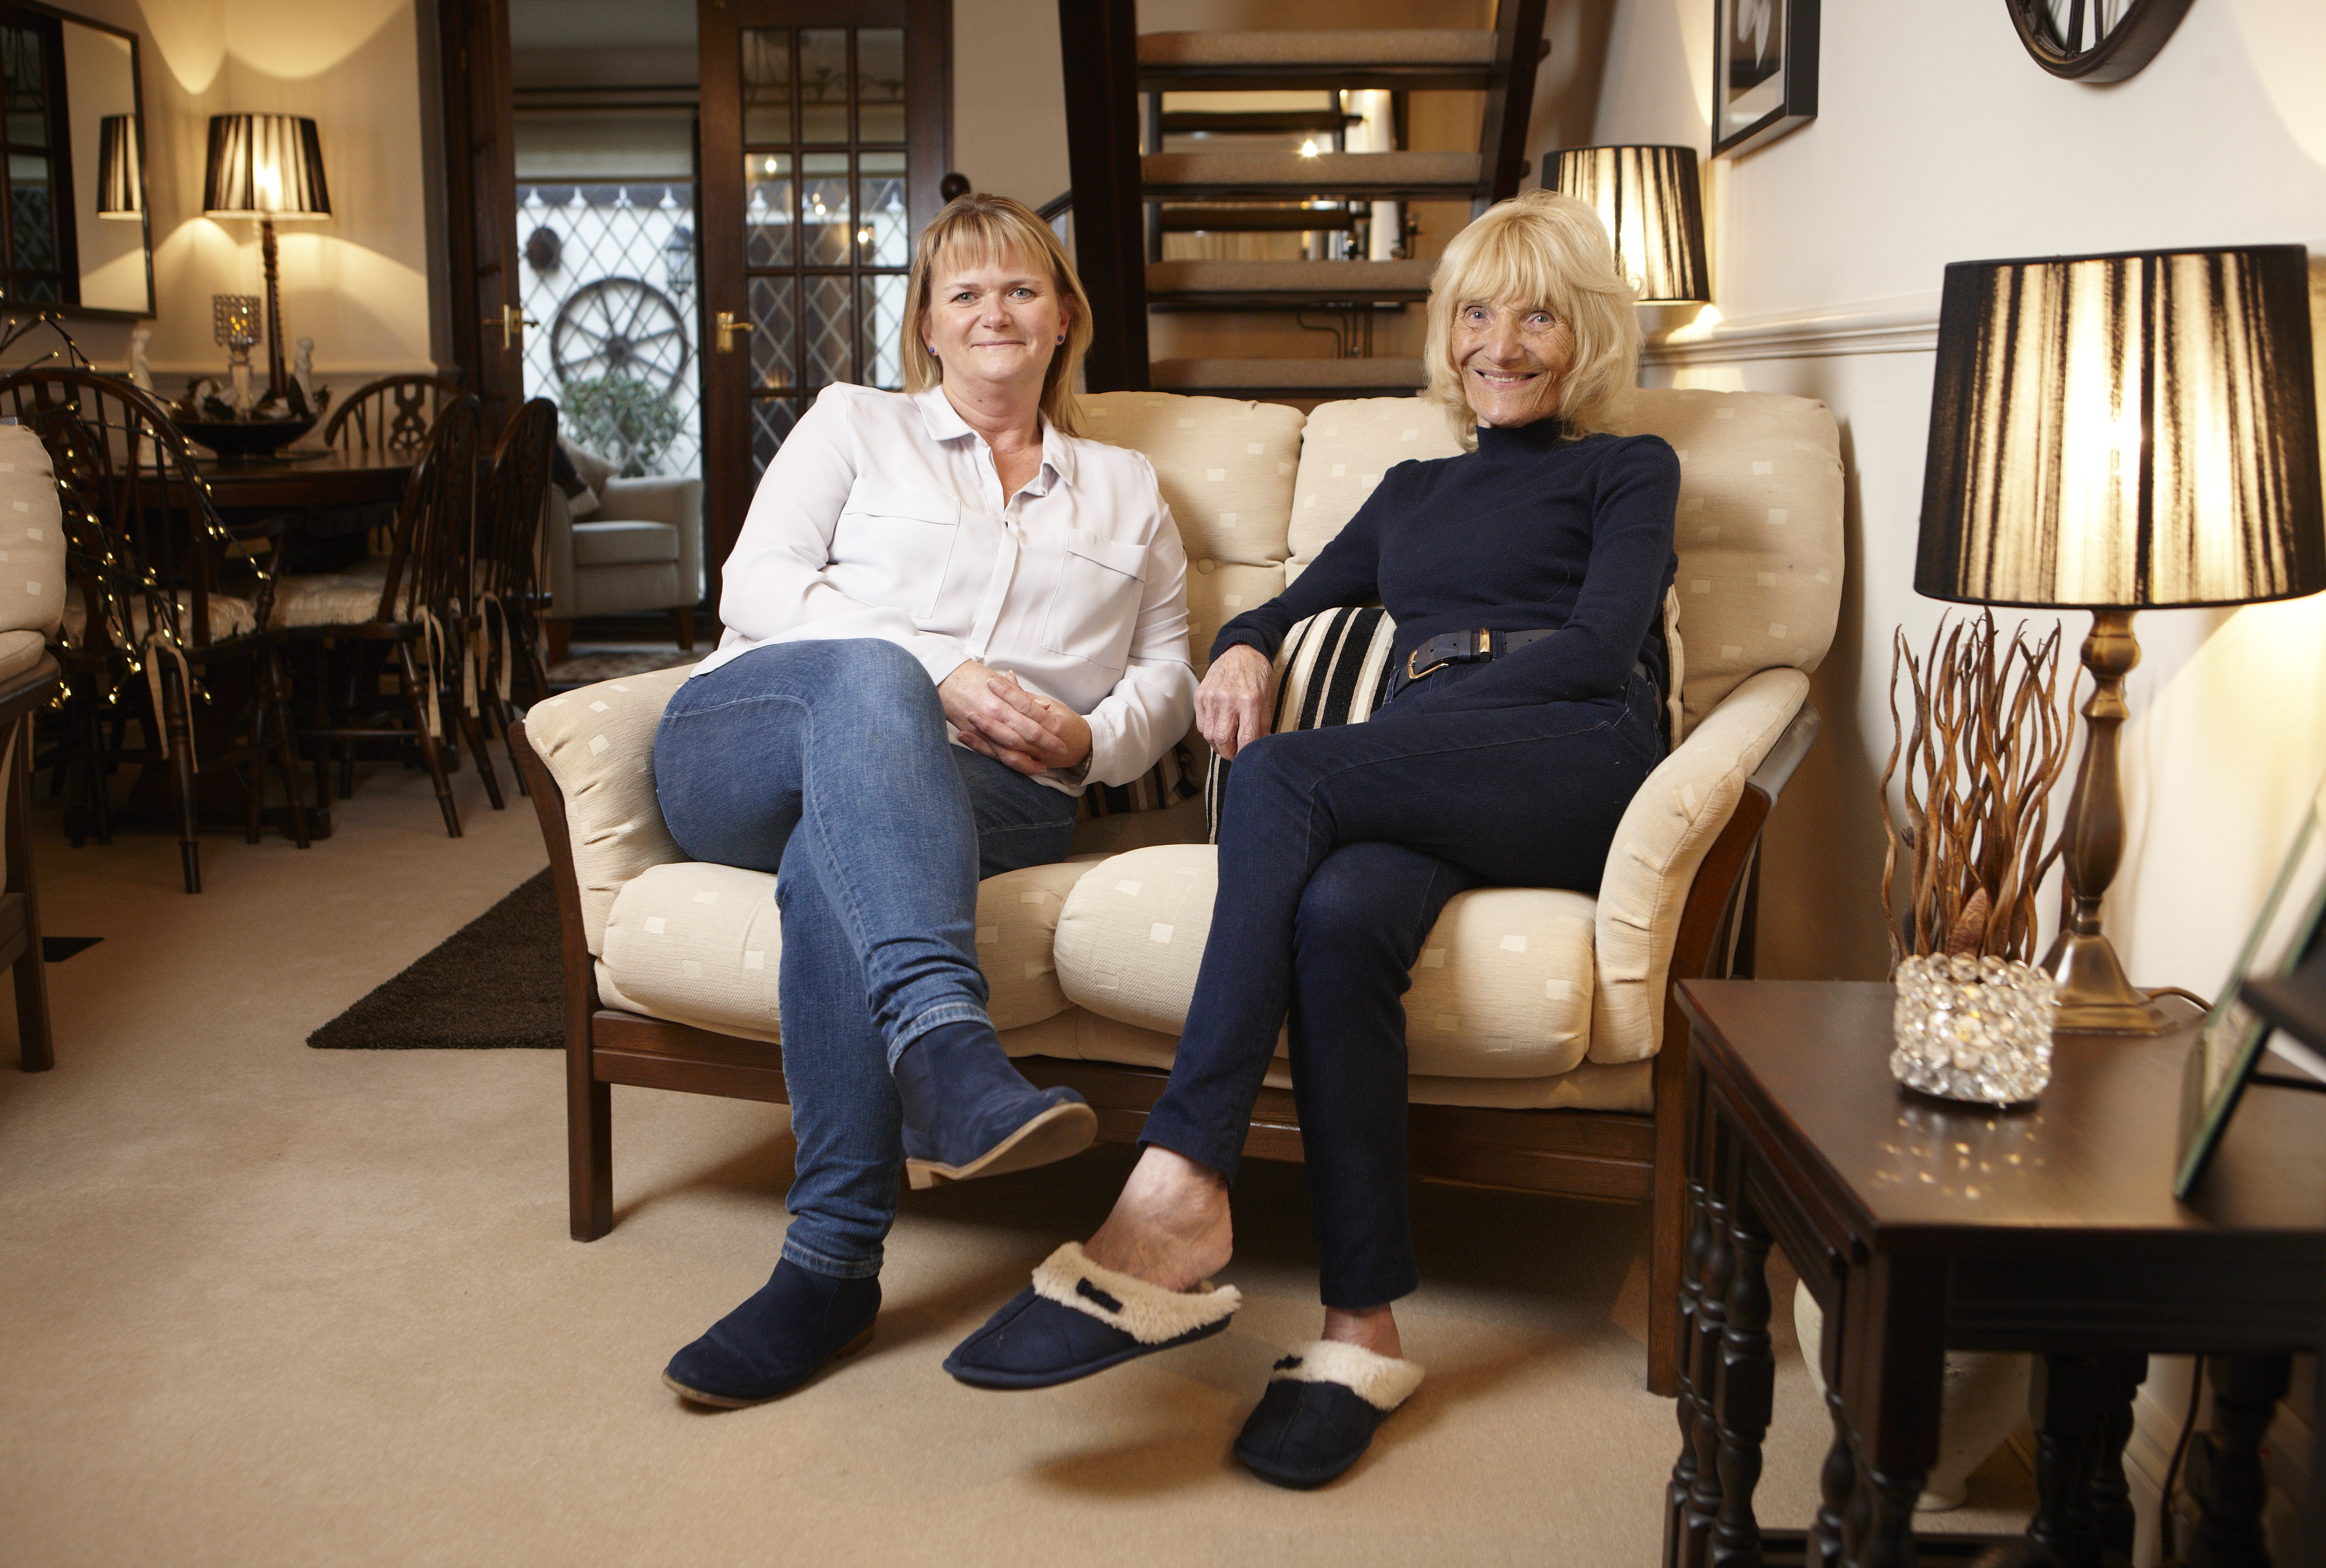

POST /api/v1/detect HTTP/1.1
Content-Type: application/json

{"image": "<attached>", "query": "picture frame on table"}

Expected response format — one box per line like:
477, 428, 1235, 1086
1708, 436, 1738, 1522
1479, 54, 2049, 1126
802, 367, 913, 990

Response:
1711, 0, 1820, 159
2175, 770, 2326, 1198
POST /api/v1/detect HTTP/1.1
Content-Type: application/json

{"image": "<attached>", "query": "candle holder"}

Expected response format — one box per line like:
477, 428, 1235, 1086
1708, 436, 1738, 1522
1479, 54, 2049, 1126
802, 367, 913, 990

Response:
1891, 953, 2058, 1105
213, 293, 260, 413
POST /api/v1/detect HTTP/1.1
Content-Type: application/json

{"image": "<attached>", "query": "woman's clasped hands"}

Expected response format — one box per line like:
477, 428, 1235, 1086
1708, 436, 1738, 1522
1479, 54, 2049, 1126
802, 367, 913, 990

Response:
940, 659, 1093, 776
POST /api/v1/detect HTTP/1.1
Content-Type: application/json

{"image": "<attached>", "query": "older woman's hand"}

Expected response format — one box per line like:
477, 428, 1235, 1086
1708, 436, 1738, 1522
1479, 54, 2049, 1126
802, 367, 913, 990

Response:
1196, 644, 1275, 761
940, 660, 1093, 777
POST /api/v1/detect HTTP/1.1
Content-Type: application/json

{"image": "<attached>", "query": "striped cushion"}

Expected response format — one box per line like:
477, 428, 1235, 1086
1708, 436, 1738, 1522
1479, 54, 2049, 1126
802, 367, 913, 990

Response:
1203, 605, 1398, 841
1078, 739, 1202, 820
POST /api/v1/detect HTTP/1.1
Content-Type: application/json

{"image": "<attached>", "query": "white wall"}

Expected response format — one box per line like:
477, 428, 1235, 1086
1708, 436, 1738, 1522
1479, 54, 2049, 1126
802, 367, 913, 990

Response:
2, 1, 438, 391
1588, 3, 2326, 1554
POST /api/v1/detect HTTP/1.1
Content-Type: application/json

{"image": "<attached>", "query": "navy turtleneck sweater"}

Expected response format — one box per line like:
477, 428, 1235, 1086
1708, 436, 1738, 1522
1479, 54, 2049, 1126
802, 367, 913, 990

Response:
1213, 417, 1681, 716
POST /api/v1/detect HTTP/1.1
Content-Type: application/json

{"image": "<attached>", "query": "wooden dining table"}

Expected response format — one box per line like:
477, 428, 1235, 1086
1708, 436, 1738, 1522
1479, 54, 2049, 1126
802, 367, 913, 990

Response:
189, 446, 415, 512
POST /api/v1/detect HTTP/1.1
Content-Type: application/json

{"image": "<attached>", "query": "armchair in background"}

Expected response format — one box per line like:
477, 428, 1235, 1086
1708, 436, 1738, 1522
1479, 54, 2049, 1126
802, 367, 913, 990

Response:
540, 438, 704, 663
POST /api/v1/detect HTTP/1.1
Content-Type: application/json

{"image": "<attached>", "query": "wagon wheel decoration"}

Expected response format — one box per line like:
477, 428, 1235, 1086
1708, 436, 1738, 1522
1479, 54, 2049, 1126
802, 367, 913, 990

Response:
549, 277, 690, 393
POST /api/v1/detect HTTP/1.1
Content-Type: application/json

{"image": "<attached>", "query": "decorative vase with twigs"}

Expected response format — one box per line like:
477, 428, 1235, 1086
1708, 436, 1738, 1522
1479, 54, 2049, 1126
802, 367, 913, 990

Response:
1880, 610, 2072, 1103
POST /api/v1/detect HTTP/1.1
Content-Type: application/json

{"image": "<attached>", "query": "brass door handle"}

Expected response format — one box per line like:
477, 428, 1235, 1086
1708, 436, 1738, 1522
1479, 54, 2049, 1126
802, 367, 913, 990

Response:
716, 311, 755, 353
500, 304, 538, 349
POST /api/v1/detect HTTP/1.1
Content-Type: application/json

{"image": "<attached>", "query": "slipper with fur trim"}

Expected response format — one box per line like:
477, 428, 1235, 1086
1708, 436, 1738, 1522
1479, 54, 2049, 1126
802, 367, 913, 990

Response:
1232, 1340, 1425, 1489
942, 1242, 1241, 1390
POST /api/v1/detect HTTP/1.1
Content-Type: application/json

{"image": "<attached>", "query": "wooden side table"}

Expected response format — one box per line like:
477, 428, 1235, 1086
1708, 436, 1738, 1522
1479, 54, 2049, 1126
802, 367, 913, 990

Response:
1663, 980, 2326, 1568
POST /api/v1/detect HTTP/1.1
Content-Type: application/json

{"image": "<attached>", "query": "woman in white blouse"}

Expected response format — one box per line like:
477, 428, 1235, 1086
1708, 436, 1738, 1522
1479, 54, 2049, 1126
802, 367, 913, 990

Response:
652, 194, 1196, 1408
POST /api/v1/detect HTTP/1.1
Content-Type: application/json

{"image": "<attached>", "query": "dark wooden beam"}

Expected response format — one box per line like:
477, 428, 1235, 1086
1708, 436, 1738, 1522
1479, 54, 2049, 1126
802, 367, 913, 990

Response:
1477, 0, 1551, 201
1057, 0, 1148, 391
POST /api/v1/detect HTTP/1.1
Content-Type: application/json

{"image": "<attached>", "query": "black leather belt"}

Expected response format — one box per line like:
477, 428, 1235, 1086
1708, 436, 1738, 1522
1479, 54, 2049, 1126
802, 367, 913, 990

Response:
1403, 628, 1557, 682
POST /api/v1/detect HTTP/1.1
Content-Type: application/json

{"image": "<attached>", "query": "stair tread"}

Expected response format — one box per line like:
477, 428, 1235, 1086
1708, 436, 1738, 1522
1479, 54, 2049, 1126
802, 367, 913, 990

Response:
1149, 358, 1428, 390
1144, 151, 1479, 193
1147, 260, 1437, 295
1139, 30, 1496, 68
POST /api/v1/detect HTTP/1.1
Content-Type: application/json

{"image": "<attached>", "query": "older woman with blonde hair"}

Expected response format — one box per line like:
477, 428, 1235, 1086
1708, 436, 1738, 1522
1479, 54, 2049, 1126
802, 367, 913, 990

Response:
652, 193, 1195, 1407
946, 190, 1679, 1488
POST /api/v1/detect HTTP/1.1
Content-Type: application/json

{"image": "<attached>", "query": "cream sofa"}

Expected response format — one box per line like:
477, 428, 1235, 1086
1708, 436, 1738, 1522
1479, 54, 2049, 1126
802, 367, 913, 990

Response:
514, 387, 1844, 1394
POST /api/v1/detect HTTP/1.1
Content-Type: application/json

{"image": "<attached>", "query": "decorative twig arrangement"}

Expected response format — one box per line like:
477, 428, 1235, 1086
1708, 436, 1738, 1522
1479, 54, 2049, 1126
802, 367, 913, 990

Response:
1879, 611, 2073, 966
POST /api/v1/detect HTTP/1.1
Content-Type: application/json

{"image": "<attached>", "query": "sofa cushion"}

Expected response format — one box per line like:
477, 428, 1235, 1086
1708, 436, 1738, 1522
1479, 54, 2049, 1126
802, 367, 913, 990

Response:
1053, 842, 1597, 1079
599, 856, 1096, 1040
0, 424, 65, 638
1616, 390, 1843, 729
1287, 399, 1467, 582
0, 627, 44, 682
1082, 391, 1300, 675
522, 666, 695, 955
1590, 666, 1808, 1062
573, 518, 682, 567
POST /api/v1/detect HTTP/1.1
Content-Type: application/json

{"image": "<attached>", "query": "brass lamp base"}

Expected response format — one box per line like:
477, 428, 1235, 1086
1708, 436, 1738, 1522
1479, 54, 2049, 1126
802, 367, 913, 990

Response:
2046, 608, 2176, 1036
2046, 930, 2174, 1034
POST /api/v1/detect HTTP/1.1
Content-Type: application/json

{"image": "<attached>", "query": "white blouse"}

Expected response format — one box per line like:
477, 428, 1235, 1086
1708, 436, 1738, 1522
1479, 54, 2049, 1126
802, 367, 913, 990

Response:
699, 383, 1196, 792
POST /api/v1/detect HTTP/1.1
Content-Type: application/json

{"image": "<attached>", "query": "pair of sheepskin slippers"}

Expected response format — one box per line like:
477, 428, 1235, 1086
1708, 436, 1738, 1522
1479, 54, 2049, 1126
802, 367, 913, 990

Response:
947, 1243, 1423, 1488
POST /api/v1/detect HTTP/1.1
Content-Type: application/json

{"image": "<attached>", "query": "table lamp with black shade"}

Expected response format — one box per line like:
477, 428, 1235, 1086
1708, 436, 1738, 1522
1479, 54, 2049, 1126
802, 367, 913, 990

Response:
202, 114, 331, 401
1917, 245, 2326, 1033
1549, 144, 1710, 306
96, 115, 142, 220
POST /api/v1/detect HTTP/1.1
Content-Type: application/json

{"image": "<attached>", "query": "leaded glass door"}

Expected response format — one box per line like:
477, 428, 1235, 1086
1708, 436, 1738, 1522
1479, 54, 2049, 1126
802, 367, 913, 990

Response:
699, 0, 950, 602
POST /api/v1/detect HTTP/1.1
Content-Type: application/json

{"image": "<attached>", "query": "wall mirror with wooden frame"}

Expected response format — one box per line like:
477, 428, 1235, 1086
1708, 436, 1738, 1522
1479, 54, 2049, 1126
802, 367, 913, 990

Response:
0, 0, 152, 318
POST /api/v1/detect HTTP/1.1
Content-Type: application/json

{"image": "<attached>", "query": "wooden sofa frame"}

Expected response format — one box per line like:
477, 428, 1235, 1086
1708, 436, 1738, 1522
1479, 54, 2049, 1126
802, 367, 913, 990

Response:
510, 702, 1819, 1397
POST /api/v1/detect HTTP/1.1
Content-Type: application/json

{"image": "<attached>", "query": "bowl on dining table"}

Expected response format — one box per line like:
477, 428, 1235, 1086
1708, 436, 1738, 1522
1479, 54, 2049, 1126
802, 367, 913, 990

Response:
172, 416, 317, 462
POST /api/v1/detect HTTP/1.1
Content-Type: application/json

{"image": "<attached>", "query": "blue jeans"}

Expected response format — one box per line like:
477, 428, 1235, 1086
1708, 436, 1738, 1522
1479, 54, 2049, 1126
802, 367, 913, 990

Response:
652, 639, 1079, 1278
1140, 666, 1666, 1308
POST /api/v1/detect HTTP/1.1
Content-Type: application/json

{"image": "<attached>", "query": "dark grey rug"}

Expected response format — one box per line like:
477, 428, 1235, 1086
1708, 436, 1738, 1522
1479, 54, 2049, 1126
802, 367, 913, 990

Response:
308, 870, 562, 1050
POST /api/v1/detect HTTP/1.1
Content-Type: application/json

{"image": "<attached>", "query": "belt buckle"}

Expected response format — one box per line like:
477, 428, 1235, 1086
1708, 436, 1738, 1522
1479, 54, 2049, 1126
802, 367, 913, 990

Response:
1405, 648, 1445, 682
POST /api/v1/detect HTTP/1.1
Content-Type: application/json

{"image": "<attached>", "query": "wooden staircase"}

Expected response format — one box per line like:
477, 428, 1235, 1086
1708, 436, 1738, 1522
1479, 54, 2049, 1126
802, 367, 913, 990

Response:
1059, 2, 1550, 399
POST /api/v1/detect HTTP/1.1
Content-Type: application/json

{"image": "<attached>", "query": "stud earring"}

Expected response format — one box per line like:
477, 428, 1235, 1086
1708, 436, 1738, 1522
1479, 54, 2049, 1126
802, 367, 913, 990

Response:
1056, 333, 1065, 343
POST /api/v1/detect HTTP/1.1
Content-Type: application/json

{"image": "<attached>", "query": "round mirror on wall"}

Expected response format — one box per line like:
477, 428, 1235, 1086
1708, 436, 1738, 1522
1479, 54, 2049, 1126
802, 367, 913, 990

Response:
2005, 0, 2196, 82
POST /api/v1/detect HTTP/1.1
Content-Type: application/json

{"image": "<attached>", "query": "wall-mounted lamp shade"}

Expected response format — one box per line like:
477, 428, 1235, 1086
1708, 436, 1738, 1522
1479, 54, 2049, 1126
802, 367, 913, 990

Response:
96, 115, 142, 219
202, 114, 331, 219
1550, 145, 1710, 306
1918, 246, 2325, 609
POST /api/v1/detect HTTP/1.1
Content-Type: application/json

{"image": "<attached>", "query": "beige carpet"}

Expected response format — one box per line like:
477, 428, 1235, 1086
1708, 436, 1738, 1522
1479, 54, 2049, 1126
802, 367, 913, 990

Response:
0, 760, 2034, 1565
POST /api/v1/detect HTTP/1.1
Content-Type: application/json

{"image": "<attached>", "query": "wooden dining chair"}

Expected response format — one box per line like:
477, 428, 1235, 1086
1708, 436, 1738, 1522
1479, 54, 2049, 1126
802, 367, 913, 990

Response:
322, 374, 466, 459
278, 395, 494, 836
471, 399, 559, 789
0, 368, 310, 893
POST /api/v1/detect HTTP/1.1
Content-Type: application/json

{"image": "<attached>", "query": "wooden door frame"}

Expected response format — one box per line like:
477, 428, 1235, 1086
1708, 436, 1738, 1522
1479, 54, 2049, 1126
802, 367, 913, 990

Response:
698, 0, 953, 615
435, 0, 524, 430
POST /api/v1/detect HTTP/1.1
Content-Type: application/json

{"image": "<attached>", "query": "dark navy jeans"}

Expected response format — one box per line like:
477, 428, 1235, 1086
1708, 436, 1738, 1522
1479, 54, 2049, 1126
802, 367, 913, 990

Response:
653, 639, 1078, 1279
1140, 664, 1665, 1309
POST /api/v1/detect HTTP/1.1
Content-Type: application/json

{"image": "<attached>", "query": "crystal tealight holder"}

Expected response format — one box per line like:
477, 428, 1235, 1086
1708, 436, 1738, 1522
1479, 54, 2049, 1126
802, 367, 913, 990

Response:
1891, 954, 2057, 1105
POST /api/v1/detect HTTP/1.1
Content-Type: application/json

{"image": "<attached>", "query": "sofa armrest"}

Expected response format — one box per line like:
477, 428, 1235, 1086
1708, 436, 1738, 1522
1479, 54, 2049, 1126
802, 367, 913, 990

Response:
1589, 668, 1813, 1063
512, 664, 696, 954
599, 477, 705, 604
540, 487, 579, 615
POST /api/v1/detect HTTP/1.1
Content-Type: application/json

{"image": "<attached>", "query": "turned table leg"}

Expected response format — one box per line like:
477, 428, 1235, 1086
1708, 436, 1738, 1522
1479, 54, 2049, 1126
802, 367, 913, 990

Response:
1711, 1181, 1776, 1567
2185, 1353, 2293, 1568
1666, 1059, 1718, 1568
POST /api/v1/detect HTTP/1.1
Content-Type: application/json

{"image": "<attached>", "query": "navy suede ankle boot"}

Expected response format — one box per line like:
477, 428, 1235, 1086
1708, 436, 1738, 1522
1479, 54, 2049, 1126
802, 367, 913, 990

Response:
893, 1020, 1097, 1188
662, 1260, 881, 1407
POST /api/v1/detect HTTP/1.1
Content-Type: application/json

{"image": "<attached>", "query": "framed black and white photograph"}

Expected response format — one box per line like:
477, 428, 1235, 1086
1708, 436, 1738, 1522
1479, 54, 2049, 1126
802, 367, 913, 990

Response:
2174, 769, 2326, 1198
1711, 0, 1819, 159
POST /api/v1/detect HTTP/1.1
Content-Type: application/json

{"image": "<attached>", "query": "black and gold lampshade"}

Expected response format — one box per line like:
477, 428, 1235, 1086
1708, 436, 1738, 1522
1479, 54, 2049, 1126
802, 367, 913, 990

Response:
1550, 145, 1710, 305
95, 115, 142, 219
202, 114, 331, 400
1918, 245, 2326, 1030
201, 114, 331, 221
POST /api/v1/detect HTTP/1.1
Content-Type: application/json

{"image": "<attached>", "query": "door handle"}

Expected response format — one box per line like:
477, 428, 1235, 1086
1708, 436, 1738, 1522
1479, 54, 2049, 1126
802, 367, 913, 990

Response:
716, 311, 755, 353
499, 304, 537, 349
